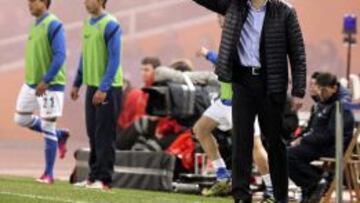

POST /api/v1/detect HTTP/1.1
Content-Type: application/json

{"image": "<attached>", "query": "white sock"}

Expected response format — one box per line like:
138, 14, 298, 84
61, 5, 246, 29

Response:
262, 174, 273, 191
212, 158, 226, 171
41, 120, 58, 141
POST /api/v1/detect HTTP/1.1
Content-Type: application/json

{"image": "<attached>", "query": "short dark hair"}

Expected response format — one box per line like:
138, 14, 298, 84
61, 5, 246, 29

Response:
41, 0, 51, 9
102, 0, 107, 8
316, 72, 338, 87
170, 59, 193, 72
311, 71, 321, 79
141, 57, 161, 69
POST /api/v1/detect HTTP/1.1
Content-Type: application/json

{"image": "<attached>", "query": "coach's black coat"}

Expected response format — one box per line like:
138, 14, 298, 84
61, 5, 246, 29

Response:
193, 0, 307, 98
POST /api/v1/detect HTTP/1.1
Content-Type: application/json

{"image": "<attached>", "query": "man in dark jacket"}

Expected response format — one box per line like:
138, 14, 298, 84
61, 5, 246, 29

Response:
288, 73, 355, 203
191, 0, 306, 202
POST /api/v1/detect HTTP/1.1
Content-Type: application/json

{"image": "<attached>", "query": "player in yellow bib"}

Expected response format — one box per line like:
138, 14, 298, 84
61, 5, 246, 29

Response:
14, 0, 70, 184
71, 0, 123, 190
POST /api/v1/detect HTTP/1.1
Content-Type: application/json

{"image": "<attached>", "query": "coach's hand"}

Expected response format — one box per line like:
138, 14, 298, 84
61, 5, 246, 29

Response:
35, 81, 48, 97
92, 90, 107, 105
70, 87, 80, 101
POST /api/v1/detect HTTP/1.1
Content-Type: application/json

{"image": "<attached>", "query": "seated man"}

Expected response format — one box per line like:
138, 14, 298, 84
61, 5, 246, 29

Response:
116, 57, 161, 150
288, 72, 355, 203
118, 57, 162, 130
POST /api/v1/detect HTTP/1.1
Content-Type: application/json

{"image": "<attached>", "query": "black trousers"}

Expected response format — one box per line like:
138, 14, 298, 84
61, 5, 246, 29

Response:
85, 86, 122, 185
232, 69, 288, 202
288, 143, 333, 190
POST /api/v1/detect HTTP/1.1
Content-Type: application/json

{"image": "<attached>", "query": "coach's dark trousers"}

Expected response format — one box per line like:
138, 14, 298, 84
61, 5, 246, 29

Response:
288, 144, 327, 190
85, 86, 122, 185
232, 68, 288, 202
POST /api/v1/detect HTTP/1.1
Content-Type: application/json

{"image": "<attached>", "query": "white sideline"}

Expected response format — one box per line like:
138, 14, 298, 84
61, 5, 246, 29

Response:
0, 191, 89, 203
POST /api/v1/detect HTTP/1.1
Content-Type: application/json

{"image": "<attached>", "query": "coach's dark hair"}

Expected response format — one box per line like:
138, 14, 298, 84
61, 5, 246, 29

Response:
41, 0, 51, 9
311, 71, 321, 79
316, 72, 338, 87
141, 57, 162, 69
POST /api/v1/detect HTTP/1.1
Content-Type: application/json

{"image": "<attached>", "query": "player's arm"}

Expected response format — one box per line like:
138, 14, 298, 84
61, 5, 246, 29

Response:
196, 47, 228, 104
71, 55, 83, 101
196, 47, 218, 65
36, 20, 66, 96
93, 21, 122, 105
202, 50, 230, 105
205, 50, 218, 65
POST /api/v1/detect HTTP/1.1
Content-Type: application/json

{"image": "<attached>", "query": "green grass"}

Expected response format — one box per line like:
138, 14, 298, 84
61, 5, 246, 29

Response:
0, 176, 232, 203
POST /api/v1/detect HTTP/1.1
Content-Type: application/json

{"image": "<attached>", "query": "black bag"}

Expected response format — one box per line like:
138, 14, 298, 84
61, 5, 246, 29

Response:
116, 117, 158, 150
70, 149, 176, 191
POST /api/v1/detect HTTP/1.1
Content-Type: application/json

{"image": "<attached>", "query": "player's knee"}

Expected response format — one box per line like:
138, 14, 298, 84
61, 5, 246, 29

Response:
14, 113, 32, 127
41, 119, 56, 131
253, 147, 261, 161
41, 120, 58, 142
193, 123, 208, 139
193, 123, 201, 136
253, 137, 261, 147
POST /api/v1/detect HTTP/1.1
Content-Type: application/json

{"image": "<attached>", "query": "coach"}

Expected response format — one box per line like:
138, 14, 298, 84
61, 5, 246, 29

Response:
191, 0, 307, 202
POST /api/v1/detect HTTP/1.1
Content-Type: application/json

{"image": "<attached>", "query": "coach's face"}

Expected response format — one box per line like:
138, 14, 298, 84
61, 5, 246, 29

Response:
28, 0, 46, 17
85, 0, 102, 14
318, 85, 338, 102
309, 78, 319, 97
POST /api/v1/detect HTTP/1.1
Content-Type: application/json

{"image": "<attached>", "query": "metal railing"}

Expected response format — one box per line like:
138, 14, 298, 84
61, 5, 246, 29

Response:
335, 101, 344, 203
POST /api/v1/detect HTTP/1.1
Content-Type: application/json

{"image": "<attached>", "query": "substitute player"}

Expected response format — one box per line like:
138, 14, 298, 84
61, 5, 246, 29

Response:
71, 0, 123, 190
14, 0, 69, 184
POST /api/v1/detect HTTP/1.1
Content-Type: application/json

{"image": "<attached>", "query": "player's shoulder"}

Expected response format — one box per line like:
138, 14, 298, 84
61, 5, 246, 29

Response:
48, 13, 63, 24
48, 14, 64, 30
105, 14, 122, 33
106, 14, 121, 26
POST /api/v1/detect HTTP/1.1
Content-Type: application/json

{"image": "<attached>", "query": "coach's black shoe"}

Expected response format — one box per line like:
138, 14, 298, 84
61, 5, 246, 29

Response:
308, 180, 328, 203
300, 188, 311, 203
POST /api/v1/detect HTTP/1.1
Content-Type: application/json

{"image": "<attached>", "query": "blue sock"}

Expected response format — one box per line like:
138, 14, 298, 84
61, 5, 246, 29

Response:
29, 116, 64, 140
42, 121, 58, 177
29, 116, 42, 132
44, 138, 57, 177
56, 129, 65, 140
